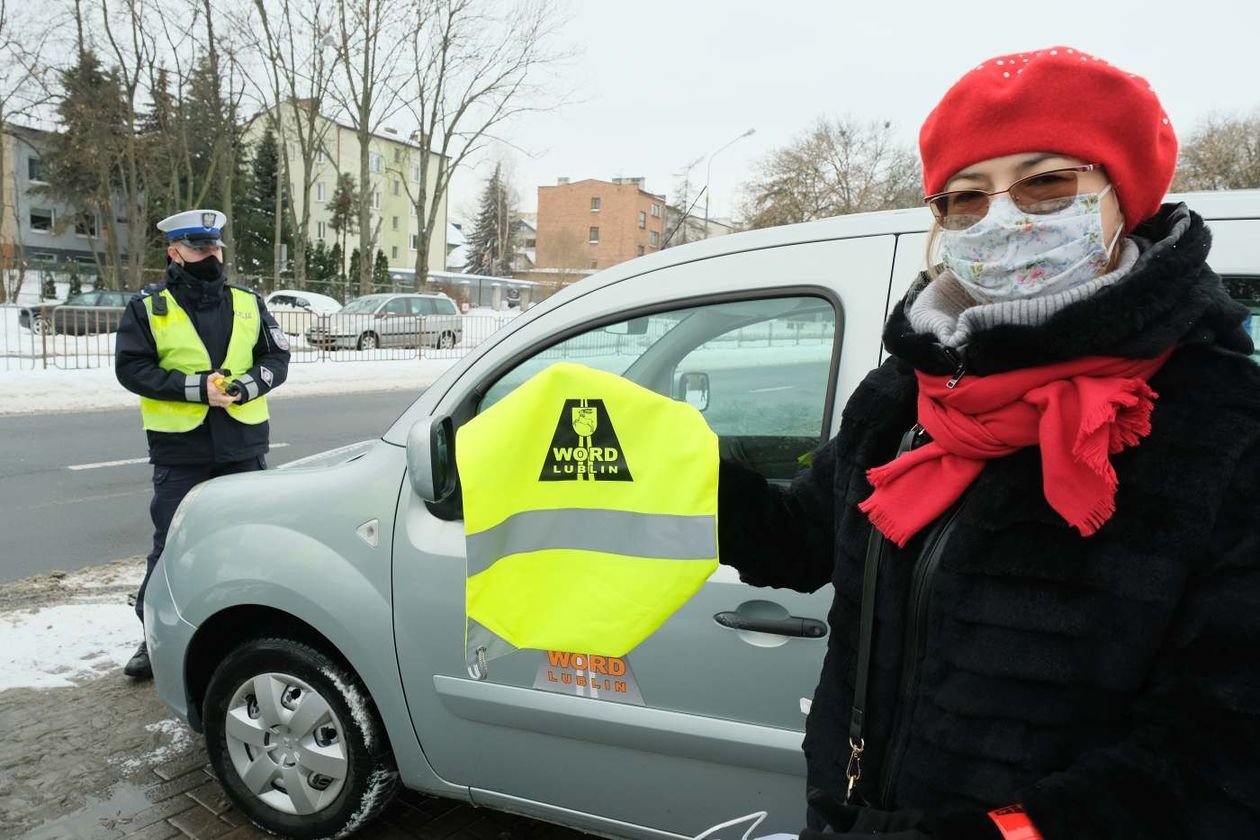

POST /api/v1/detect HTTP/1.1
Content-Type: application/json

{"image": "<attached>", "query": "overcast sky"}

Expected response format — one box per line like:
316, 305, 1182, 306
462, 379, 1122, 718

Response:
446, 0, 1260, 223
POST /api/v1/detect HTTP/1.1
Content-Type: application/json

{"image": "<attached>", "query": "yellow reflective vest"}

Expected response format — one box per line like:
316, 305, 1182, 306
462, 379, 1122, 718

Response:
139, 287, 269, 433
456, 361, 719, 677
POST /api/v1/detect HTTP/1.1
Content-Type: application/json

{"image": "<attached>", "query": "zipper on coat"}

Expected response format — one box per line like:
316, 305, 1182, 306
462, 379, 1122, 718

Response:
942, 346, 966, 389
877, 498, 967, 807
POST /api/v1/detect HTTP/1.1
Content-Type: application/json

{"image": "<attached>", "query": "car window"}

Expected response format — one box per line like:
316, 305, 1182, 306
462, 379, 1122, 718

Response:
479, 295, 838, 480
295, 297, 310, 308
1225, 275, 1260, 366
434, 298, 458, 316
67, 292, 100, 306
411, 298, 432, 316
270, 294, 295, 307
105, 291, 128, 307
341, 296, 386, 314
383, 298, 410, 315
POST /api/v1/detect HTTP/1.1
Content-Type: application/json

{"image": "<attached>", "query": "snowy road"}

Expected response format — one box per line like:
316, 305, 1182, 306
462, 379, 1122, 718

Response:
0, 390, 421, 582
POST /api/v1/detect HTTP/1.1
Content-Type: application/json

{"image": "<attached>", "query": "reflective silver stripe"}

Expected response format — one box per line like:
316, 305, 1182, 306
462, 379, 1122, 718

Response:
466, 508, 716, 574
237, 374, 259, 401
183, 373, 202, 403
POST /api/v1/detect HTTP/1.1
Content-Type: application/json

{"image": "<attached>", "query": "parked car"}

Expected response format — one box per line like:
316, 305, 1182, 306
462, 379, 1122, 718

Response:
264, 290, 342, 336
305, 292, 462, 351
19, 290, 132, 336
145, 190, 1260, 839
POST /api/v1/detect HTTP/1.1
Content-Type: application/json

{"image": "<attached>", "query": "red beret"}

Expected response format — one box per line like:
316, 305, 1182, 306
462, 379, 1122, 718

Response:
919, 47, 1179, 232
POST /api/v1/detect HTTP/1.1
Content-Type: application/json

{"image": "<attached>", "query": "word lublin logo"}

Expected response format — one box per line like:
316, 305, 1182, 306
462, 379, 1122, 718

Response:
539, 398, 633, 482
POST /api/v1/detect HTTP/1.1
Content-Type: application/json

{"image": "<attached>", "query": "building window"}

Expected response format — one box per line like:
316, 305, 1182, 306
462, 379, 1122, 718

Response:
409, 204, 417, 218
393, 180, 400, 196
638, 210, 646, 229
590, 197, 600, 212
392, 216, 400, 231
316, 181, 326, 201
29, 208, 53, 232
27, 157, 47, 182
651, 204, 661, 218
650, 231, 660, 247
411, 163, 421, 183
317, 221, 327, 240
588, 226, 599, 243
589, 259, 597, 269
372, 190, 381, 209
391, 245, 399, 259
394, 148, 402, 163
319, 146, 334, 165
410, 234, 418, 251
370, 151, 384, 173
637, 245, 645, 257
74, 213, 98, 237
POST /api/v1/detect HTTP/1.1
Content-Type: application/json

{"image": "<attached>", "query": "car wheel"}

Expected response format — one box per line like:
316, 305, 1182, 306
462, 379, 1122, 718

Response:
203, 638, 398, 839
356, 332, 378, 351
30, 315, 47, 336
436, 331, 456, 350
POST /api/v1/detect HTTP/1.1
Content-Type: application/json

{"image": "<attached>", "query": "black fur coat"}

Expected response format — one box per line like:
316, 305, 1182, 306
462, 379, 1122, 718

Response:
718, 204, 1260, 839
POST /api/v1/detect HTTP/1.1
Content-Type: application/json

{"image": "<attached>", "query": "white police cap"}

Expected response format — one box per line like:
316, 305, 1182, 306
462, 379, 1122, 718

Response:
157, 209, 228, 247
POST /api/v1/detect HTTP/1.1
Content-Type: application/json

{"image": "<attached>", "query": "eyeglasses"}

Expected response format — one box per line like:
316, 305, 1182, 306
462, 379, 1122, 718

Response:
924, 165, 1104, 231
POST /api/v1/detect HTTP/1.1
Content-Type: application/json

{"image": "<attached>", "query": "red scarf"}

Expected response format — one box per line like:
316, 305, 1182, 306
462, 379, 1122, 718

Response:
859, 352, 1172, 548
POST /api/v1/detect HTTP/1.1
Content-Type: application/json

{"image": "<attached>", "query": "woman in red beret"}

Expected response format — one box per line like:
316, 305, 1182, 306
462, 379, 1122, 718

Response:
719, 47, 1260, 839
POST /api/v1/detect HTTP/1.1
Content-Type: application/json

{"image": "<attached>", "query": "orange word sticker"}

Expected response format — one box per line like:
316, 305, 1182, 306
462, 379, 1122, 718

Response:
533, 651, 645, 705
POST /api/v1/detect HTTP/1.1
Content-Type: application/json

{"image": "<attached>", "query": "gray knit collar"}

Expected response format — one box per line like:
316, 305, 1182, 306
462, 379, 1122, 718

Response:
908, 238, 1141, 349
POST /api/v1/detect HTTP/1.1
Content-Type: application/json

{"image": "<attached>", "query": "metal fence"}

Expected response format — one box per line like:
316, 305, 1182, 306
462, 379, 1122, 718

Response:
0, 302, 522, 371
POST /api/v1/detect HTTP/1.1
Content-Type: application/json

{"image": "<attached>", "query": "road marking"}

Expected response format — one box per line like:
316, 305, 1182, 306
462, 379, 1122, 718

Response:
68, 443, 289, 471
748, 386, 794, 394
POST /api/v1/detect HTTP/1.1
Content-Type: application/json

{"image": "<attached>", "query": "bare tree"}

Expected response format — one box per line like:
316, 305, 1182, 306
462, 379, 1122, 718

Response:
0, 0, 54, 303
328, 0, 411, 293
397, 0, 566, 285
244, 0, 338, 288
741, 116, 922, 230
1173, 110, 1260, 192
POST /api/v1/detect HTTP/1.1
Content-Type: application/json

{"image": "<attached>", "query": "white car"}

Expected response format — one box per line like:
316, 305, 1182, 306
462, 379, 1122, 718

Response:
265, 290, 343, 336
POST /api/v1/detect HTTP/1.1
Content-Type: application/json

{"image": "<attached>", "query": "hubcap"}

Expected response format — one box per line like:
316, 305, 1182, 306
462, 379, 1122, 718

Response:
225, 673, 349, 815
439, 333, 454, 349
361, 334, 376, 350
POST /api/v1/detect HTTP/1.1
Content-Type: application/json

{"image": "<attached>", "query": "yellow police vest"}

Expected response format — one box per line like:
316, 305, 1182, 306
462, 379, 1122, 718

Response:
456, 361, 719, 677
139, 287, 269, 433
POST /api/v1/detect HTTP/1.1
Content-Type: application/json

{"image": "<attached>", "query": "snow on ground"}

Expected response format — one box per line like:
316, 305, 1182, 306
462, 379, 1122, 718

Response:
1, 356, 459, 417
0, 602, 140, 690
111, 718, 194, 772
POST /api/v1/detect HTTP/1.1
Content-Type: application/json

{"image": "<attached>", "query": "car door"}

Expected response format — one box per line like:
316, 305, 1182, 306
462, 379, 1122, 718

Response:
391, 235, 895, 837
64, 292, 99, 334
379, 297, 411, 347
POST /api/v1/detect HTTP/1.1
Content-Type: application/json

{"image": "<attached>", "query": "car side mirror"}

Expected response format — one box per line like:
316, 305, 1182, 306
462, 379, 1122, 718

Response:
406, 415, 456, 501
678, 371, 710, 412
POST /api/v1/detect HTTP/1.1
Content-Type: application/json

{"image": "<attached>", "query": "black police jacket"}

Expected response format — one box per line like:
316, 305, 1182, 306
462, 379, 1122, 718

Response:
115, 262, 291, 466
718, 204, 1260, 839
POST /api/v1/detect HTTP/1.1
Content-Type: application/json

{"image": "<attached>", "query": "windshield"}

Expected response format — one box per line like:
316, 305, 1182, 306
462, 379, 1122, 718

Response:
340, 296, 386, 314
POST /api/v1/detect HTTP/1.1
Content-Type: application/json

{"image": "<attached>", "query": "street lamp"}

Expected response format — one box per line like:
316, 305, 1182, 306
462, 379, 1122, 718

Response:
704, 128, 756, 239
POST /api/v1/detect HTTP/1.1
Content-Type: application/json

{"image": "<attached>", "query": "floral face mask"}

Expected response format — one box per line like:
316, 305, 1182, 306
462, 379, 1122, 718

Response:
940, 184, 1123, 303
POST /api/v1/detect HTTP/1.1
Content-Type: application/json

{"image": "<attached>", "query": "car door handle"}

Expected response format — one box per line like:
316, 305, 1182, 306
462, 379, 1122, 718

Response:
713, 611, 828, 638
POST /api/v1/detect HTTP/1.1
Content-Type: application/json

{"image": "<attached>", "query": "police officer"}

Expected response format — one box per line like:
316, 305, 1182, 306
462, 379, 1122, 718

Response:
115, 209, 290, 679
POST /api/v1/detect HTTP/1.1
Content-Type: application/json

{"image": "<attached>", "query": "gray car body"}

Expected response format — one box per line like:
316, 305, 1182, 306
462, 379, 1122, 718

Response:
145, 191, 1260, 838
306, 293, 462, 349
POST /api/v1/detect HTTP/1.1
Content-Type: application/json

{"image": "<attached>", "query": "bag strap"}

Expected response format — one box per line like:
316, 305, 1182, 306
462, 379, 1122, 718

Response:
845, 423, 921, 803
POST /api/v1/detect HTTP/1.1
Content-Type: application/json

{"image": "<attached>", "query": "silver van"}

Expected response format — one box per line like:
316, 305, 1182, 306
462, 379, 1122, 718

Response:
145, 192, 1260, 839
306, 292, 463, 351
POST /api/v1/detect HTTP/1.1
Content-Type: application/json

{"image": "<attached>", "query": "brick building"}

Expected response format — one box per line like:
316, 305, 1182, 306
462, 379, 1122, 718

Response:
535, 177, 666, 272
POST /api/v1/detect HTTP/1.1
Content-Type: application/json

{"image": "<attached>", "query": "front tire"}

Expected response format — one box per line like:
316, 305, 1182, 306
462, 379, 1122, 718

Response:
203, 638, 397, 839
356, 332, 378, 351
436, 331, 456, 350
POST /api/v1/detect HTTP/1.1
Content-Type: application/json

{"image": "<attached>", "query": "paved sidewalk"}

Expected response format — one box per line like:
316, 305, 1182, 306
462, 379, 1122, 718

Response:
1, 563, 595, 840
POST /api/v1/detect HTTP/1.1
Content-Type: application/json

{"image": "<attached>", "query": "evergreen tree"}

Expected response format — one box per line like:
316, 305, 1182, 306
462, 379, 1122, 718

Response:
347, 249, 362, 300
306, 241, 330, 297
372, 250, 390, 294
464, 163, 515, 276
328, 242, 344, 301
236, 130, 288, 277
328, 173, 359, 275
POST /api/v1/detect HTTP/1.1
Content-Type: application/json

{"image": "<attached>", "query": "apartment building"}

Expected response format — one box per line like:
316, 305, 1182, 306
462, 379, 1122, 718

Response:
1, 125, 128, 276
246, 102, 448, 278
535, 177, 666, 272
